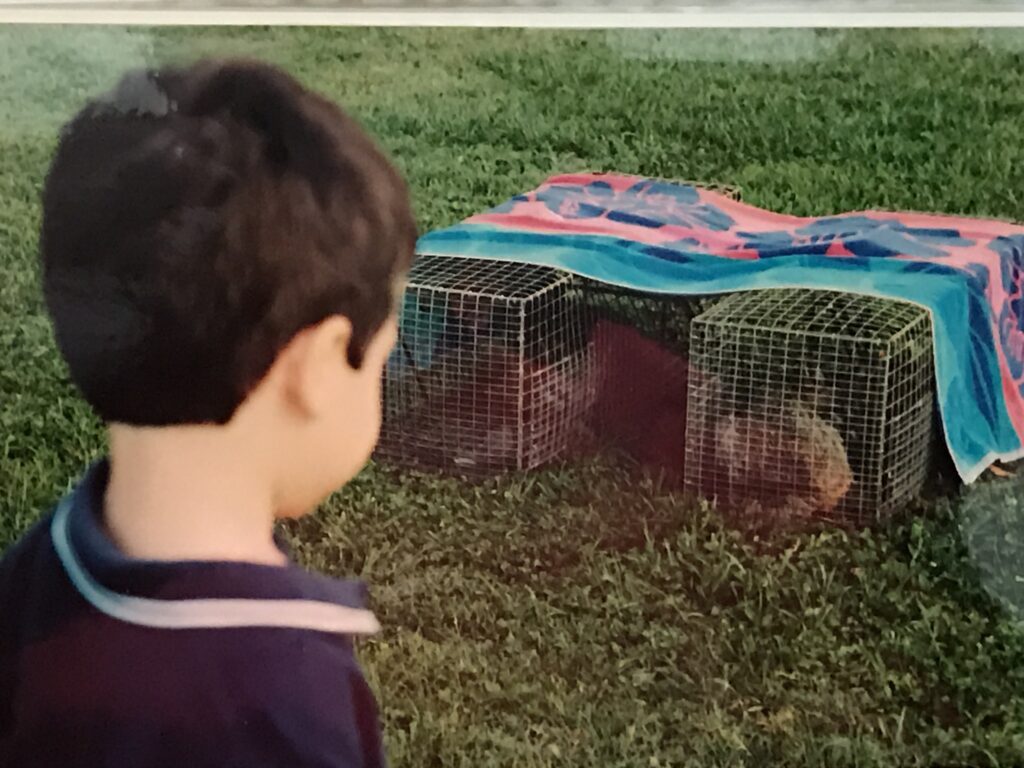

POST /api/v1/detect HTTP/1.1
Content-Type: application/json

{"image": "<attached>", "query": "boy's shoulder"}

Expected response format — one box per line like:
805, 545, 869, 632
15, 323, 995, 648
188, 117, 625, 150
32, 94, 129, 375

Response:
1, 462, 385, 768
0, 509, 52, 585
0, 509, 62, 647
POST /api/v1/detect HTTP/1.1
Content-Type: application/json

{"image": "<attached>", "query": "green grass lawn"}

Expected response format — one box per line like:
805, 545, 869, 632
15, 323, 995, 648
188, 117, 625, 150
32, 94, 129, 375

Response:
3, 25, 1024, 767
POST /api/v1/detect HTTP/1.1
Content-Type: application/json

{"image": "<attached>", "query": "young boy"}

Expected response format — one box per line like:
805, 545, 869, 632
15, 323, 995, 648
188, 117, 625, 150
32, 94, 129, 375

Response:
0, 59, 417, 766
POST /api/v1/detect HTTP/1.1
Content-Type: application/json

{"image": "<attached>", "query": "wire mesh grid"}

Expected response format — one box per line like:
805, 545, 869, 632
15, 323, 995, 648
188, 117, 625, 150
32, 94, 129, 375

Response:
377, 254, 597, 476
684, 289, 935, 526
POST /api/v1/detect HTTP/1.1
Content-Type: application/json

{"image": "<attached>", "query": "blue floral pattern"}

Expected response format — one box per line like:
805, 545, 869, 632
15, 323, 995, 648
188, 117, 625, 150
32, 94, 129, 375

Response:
522, 180, 736, 232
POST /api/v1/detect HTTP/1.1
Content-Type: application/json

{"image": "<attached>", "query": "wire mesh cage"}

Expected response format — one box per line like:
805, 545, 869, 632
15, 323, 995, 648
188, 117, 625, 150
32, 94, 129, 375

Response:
684, 289, 935, 526
376, 254, 597, 476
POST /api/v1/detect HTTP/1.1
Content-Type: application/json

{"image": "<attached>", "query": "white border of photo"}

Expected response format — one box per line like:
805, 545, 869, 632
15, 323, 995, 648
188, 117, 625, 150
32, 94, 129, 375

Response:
3, 1, 1024, 28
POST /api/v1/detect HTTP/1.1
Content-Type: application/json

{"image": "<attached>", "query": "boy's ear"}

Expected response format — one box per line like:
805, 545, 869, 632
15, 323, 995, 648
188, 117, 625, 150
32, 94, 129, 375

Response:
278, 315, 353, 418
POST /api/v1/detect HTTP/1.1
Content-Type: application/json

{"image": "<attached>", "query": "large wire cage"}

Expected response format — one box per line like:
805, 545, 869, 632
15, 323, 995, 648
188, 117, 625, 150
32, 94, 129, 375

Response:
376, 254, 598, 476
684, 289, 935, 525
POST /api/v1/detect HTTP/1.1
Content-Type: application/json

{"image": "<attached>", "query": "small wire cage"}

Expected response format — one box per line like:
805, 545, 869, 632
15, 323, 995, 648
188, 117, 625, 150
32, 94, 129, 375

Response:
684, 289, 935, 525
376, 254, 597, 476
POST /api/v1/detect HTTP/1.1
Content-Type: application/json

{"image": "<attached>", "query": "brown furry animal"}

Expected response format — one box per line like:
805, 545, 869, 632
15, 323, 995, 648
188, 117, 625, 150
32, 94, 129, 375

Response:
708, 399, 854, 518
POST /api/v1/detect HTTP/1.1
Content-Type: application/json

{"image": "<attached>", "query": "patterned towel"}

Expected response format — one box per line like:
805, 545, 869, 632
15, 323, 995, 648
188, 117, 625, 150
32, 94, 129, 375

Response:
417, 172, 1024, 483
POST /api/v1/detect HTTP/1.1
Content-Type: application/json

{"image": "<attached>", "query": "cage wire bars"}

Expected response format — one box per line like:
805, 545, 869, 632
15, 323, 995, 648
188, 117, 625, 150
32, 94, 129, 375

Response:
376, 254, 597, 475
684, 289, 935, 525
378, 177, 935, 525
378, 257, 935, 526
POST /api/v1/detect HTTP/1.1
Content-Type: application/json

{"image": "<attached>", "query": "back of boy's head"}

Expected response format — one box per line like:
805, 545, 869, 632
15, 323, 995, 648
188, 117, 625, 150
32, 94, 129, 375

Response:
41, 59, 417, 427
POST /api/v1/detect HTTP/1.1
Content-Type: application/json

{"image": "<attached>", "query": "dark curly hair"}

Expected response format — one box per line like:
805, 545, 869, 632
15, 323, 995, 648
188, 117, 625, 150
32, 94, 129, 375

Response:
40, 59, 417, 426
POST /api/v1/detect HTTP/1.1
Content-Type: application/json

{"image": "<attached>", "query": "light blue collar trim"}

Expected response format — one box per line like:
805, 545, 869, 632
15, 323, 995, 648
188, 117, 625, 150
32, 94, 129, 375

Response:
51, 497, 381, 636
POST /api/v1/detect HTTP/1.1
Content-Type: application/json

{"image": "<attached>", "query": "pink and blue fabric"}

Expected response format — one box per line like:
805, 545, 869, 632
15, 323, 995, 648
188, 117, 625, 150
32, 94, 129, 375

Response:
417, 171, 1024, 483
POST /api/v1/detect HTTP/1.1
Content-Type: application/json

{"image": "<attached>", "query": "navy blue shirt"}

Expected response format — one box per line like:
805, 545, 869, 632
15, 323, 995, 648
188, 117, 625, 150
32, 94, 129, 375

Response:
0, 461, 386, 767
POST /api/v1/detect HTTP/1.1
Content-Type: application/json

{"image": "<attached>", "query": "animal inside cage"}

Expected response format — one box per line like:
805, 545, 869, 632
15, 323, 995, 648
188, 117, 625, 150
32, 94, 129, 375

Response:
376, 254, 597, 475
684, 289, 935, 525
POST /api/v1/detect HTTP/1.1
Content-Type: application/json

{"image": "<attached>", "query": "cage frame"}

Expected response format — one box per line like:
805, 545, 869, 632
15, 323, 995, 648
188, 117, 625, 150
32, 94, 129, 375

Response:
377, 252, 598, 477
683, 287, 937, 525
